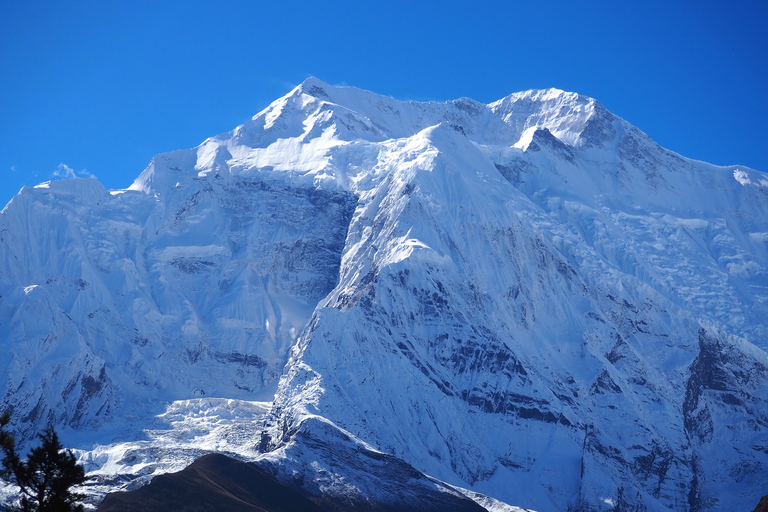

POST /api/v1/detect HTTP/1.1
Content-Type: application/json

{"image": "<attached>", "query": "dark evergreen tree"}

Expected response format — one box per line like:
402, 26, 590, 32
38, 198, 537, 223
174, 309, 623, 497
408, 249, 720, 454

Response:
0, 412, 86, 512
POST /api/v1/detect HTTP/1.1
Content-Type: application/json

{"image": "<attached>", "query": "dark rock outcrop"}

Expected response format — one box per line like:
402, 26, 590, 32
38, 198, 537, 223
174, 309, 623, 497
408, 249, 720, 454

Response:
97, 452, 488, 512
753, 495, 768, 512
97, 453, 324, 512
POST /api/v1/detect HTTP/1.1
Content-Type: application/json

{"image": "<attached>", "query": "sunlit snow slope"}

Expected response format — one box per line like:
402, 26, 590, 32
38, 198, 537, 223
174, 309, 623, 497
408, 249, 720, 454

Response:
1, 78, 767, 512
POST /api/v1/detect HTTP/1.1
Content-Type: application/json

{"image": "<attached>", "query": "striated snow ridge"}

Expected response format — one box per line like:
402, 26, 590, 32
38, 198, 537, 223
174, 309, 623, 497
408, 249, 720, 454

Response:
1, 78, 767, 512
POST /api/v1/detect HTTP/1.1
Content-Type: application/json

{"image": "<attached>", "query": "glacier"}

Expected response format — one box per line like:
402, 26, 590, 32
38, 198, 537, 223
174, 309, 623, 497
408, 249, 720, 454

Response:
1, 78, 767, 511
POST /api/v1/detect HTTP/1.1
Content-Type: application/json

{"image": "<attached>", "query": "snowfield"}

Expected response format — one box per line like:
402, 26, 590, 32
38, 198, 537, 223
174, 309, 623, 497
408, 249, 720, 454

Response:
1, 78, 767, 511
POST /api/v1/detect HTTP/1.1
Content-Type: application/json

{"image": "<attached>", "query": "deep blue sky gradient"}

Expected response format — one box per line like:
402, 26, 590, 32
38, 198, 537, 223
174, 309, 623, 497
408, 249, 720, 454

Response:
2, 0, 767, 207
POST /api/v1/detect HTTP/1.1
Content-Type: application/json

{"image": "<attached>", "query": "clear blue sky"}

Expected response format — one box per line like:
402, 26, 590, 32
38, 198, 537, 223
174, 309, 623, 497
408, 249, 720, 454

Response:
2, 0, 766, 207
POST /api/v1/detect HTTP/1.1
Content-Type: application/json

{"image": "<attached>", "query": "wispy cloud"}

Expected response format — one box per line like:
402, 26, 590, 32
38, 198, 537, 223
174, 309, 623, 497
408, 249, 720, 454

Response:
52, 163, 96, 180
10, 165, 17, 173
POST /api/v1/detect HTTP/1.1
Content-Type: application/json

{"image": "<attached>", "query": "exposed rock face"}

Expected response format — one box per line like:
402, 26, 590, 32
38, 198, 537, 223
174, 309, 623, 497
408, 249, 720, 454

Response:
1, 78, 767, 512
753, 495, 768, 512
97, 451, 489, 512
97, 453, 326, 512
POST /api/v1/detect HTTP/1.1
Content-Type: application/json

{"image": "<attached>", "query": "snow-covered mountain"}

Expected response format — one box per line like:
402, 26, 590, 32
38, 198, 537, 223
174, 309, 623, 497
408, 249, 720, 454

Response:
1, 78, 767, 511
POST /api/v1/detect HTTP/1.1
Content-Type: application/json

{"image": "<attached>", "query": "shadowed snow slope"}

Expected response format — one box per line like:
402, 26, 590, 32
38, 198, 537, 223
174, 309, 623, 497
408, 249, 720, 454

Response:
1, 78, 767, 512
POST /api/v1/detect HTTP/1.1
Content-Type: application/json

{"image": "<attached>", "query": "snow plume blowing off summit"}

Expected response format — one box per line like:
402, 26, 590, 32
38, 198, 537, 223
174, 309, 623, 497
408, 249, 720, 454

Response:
1, 78, 767, 512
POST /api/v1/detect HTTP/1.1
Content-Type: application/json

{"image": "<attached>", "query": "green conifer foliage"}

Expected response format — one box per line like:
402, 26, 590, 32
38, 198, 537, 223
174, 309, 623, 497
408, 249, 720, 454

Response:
1, 413, 86, 512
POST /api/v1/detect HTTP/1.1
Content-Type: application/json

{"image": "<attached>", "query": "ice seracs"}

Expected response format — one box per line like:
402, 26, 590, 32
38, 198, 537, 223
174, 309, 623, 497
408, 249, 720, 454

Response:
1, 78, 767, 512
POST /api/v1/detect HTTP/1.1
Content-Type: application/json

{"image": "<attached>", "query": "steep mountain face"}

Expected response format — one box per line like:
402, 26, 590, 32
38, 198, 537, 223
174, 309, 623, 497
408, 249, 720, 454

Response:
0, 153, 356, 437
1, 78, 767, 512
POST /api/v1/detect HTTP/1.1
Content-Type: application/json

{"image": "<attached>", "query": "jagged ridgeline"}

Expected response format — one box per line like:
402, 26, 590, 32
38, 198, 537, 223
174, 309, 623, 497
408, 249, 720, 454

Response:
1, 78, 767, 512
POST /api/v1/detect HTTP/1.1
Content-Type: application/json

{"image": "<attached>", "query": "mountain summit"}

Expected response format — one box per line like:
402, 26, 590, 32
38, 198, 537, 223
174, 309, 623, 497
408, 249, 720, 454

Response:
1, 79, 767, 511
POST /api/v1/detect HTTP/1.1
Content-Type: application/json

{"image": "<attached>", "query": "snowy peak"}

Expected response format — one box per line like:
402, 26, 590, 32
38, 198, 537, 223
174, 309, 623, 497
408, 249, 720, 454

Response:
250, 79, 609, 151
489, 87, 600, 146
294, 76, 333, 98
291, 76, 346, 103
2, 80, 768, 512
128, 80, 616, 200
